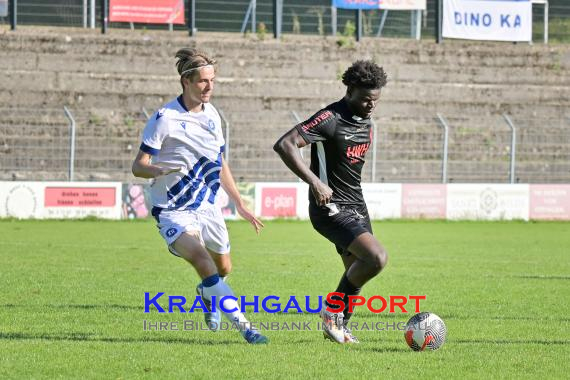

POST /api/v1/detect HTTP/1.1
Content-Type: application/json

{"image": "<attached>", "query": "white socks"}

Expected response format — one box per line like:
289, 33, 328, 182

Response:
202, 279, 251, 332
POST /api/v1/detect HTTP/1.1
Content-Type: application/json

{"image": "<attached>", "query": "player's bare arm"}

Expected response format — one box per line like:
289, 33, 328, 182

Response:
273, 128, 333, 206
219, 156, 264, 234
131, 150, 181, 179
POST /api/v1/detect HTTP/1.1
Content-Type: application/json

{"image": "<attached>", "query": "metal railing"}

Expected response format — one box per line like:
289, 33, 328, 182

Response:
1, 106, 569, 184
3, 0, 570, 43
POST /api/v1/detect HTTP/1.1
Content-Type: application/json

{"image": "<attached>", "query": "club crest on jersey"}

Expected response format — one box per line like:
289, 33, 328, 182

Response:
206, 119, 216, 131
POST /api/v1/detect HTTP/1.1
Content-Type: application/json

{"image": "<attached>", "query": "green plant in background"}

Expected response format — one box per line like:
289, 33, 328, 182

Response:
336, 64, 344, 81
88, 113, 103, 125
308, 7, 325, 36
363, 10, 376, 36
291, 11, 301, 34
124, 115, 134, 128
534, 18, 570, 44
337, 20, 356, 48
257, 22, 267, 40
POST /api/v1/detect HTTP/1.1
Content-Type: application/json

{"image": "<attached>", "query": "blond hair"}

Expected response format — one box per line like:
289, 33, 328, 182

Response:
175, 48, 217, 80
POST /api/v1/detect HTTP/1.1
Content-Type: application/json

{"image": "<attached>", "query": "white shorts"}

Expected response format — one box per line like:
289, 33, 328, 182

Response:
155, 204, 231, 256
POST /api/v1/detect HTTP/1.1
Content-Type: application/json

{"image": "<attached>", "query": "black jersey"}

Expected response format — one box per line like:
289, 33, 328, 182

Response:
296, 99, 372, 207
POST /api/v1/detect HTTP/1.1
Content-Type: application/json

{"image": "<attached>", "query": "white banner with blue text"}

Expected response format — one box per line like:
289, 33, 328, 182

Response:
443, 0, 532, 42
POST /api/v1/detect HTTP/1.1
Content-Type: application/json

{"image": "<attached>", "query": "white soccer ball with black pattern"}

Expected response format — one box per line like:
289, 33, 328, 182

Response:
404, 312, 447, 351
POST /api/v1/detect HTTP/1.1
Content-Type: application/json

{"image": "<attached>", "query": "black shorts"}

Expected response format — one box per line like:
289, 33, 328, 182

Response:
309, 203, 373, 256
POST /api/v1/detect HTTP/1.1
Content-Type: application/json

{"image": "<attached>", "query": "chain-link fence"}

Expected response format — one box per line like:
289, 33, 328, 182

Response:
2, 0, 570, 43
0, 107, 72, 181
3, 106, 567, 184
0, 106, 234, 182
0, 107, 146, 181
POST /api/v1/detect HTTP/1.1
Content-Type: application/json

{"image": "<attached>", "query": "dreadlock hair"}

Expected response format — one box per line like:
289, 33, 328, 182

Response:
175, 48, 217, 89
341, 60, 387, 90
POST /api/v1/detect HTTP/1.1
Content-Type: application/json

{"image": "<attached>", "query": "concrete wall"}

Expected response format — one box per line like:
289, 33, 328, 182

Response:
0, 26, 569, 183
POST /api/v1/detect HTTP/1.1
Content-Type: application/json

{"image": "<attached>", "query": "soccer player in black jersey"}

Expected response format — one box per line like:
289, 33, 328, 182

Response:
273, 60, 388, 344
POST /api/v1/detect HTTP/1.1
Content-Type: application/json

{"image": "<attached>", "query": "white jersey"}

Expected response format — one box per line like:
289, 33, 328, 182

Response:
140, 96, 225, 211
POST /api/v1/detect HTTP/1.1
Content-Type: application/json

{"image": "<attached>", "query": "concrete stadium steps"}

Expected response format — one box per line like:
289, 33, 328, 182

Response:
374, 160, 448, 183
2, 28, 568, 69
1, 27, 569, 183
516, 162, 570, 183
3, 48, 569, 88
0, 170, 68, 181
2, 89, 568, 122
4, 70, 569, 108
0, 111, 69, 127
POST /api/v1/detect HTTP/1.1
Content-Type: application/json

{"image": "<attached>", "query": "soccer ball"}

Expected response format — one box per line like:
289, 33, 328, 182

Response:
404, 312, 447, 351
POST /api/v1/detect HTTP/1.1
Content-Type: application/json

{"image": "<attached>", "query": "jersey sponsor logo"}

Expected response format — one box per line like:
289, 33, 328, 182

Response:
156, 111, 164, 120
346, 142, 370, 163
301, 110, 333, 132
180, 121, 186, 130
344, 134, 355, 140
166, 227, 178, 238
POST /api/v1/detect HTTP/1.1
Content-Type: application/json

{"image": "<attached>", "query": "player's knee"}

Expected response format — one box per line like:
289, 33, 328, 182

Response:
217, 262, 232, 277
370, 248, 388, 273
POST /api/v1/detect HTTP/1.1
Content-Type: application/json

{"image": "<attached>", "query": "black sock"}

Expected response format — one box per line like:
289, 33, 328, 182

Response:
341, 277, 361, 324
325, 273, 361, 323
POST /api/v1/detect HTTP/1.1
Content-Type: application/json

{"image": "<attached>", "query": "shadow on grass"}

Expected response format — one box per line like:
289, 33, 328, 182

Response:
515, 275, 570, 280
0, 332, 241, 346
452, 339, 569, 345
415, 313, 570, 323
365, 346, 410, 353
0, 304, 141, 311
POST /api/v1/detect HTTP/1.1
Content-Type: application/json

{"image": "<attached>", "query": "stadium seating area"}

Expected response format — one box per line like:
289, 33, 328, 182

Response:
0, 26, 568, 183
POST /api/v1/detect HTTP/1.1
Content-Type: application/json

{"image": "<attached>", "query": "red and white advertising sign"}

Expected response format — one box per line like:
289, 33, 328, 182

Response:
45, 187, 116, 207
529, 185, 570, 220
258, 185, 297, 218
109, 0, 185, 24
402, 184, 447, 219
0, 182, 122, 219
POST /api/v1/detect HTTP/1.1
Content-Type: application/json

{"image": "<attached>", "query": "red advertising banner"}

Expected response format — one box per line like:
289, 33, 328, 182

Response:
109, 0, 185, 24
45, 187, 117, 207
260, 187, 297, 217
529, 185, 570, 220
402, 184, 447, 218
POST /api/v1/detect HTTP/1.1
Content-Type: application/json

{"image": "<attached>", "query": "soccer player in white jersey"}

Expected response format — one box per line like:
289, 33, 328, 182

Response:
132, 48, 268, 344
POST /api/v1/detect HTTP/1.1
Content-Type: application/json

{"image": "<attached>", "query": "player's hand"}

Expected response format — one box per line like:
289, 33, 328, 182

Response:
310, 181, 333, 206
156, 166, 182, 177
236, 203, 264, 234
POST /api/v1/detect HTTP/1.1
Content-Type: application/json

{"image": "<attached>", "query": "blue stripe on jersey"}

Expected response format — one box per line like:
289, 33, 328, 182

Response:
167, 156, 210, 199
203, 154, 222, 185
207, 182, 220, 204
140, 143, 159, 156
167, 154, 222, 209
206, 153, 223, 204
185, 184, 209, 210
197, 160, 220, 180
173, 167, 221, 209
172, 180, 204, 208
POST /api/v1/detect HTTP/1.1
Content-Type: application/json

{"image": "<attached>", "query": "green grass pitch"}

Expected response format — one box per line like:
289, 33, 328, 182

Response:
1, 219, 569, 378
